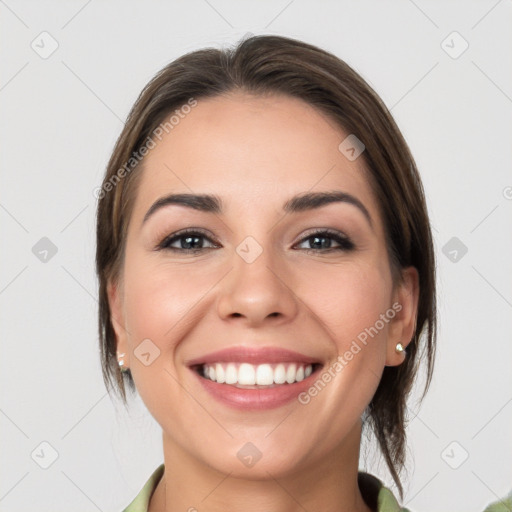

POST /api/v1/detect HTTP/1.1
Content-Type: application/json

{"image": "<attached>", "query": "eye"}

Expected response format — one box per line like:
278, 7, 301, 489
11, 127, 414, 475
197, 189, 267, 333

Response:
294, 229, 355, 252
155, 228, 354, 254
156, 229, 220, 252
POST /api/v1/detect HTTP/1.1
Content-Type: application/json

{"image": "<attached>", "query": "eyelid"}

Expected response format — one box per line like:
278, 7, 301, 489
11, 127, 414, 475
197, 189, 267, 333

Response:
155, 227, 220, 251
295, 227, 350, 242
293, 228, 355, 251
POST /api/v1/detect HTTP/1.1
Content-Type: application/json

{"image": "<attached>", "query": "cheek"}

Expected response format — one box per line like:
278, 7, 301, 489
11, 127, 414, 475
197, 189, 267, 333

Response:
121, 252, 226, 394
124, 260, 209, 346
120, 258, 211, 415
286, 264, 394, 455
295, 261, 392, 413
298, 261, 393, 348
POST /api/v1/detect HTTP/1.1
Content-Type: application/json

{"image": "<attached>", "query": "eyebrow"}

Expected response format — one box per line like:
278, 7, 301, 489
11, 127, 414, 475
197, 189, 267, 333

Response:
142, 190, 373, 228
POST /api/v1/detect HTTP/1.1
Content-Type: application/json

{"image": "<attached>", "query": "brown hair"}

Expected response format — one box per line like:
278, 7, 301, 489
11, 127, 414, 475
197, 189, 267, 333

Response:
96, 34, 436, 498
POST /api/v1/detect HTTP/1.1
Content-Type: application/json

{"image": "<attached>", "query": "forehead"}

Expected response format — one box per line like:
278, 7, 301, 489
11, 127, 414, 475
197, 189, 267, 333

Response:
131, 92, 379, 223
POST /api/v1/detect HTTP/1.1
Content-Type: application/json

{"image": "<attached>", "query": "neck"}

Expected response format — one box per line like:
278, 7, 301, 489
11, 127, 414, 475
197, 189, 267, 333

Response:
149, 420, 372, 512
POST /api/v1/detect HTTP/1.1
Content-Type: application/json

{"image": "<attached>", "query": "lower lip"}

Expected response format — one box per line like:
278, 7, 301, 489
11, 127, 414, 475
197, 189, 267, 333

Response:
192, 368, 319, 410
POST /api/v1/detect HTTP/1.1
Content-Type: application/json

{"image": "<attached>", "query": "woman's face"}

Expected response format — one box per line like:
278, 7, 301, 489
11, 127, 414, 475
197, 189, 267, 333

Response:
109, 92, 417, 477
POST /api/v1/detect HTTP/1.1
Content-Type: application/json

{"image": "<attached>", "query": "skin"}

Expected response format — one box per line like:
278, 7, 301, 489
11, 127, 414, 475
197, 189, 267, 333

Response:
108, 92, 419, 512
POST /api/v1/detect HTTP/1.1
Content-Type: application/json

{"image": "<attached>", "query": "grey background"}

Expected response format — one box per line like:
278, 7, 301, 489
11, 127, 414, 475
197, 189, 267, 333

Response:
1, 1, 511, 511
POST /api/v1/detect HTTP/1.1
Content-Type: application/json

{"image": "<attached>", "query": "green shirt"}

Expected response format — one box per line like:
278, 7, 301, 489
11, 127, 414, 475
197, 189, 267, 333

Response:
121, 463, 512, 512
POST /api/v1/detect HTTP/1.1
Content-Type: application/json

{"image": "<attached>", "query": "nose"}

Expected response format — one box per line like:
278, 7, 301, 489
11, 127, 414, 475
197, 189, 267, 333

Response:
216, 244, 299, 327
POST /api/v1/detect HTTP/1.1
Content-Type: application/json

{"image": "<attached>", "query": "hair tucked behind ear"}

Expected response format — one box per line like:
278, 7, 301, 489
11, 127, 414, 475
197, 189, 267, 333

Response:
96, 33, 436, 499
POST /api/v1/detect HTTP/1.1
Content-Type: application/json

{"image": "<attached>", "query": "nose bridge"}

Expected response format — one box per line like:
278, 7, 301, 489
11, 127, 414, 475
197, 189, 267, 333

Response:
216, 234, 299, 325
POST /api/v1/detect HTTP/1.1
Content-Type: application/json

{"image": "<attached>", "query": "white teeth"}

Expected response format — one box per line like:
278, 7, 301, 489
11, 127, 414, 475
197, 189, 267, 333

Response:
274, 364, 286, 384
215, 363, 225, 383
256, 364, 274, 385
286, 363, 297, 384
238, 363, 256, 385
225, 363, 237, 384
201, 362, 315, 386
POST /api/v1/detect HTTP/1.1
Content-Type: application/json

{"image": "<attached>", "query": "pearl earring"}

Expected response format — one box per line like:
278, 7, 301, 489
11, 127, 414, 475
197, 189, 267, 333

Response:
118, 353, 128, 373
395, 343, 405, 354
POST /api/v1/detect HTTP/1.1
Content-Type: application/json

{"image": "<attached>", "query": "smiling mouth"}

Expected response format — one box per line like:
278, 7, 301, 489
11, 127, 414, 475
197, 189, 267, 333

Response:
192, 362, 323, 388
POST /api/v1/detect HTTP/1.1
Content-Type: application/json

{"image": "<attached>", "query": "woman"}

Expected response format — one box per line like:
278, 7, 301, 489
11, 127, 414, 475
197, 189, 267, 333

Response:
95, 34, 508, 512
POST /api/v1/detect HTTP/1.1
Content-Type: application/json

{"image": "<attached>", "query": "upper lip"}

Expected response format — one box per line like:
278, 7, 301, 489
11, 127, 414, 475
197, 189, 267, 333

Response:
186, 347, 322, 366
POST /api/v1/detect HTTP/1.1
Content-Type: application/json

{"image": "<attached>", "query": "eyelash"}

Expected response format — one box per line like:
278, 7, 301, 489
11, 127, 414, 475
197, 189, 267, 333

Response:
155, 228, 355, 254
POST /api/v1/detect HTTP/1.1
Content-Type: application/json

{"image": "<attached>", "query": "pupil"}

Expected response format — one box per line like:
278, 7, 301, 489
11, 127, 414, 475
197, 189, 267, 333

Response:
183, 236, 201, 249
311, 236, 330, 249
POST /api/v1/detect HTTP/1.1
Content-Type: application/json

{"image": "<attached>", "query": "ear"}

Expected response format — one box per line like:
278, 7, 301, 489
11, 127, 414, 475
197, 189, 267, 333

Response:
385, 266, 419, 367
107, 277, 130, 369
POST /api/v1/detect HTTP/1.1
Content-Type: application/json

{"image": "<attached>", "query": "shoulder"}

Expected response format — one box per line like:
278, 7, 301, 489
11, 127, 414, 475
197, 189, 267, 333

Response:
358, 472, 512, 512
122, 465, 511, 512
482, 489, 512, 512
358, 471, 411, 511
121, 463, 165, 512
121, 466, 406, 512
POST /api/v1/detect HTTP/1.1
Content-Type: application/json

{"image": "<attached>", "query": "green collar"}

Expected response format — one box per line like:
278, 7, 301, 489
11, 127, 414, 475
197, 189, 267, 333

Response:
121, 464, 409, 512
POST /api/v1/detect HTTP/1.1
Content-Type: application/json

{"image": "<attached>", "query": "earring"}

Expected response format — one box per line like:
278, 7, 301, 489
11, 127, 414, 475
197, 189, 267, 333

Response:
118, 353, 128, 373
395, 343, 405, 354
